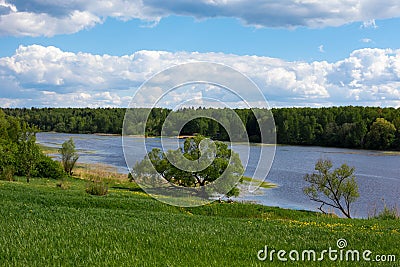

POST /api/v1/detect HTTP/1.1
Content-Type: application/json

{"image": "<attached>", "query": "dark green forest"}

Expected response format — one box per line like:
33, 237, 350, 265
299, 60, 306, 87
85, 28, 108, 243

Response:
2, 106, 400, 150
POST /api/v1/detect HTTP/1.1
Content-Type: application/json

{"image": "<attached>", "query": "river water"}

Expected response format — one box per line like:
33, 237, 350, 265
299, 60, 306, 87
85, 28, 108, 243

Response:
37, 132, 400, 218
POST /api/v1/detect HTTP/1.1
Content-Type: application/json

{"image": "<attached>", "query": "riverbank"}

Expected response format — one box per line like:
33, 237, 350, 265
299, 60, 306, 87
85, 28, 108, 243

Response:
36, 132, 400, 219
0, 176, 398, 266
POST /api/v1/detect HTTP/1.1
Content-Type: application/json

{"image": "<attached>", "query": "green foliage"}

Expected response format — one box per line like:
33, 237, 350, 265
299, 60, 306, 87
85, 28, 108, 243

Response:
133, 135, 244, 198
2, 107, 126, 134
370, 200, 400, 220
0, 109, 46, 183
16, 124, 41, 183
127, 172, 133, 181
376, 206, 400, 220
365, 118, 397, 150
226, 186, 240, 198
0, 165, 15, 181
34, 155, 64, 179
85, 181, 108, 196
3, 106, 400, 150
59, 138, 79, 175
303, 159, 360, 218
0, 142, 18, 179
56, 180, 70, 190
375, 205, 399, 220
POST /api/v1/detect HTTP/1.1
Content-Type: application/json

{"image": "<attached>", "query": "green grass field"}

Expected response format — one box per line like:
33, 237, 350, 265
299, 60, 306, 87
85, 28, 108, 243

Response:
0, 177, 398, 266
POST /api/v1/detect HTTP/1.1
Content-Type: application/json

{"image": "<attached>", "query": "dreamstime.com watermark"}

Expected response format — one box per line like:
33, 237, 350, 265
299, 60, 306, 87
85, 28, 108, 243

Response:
257, 238, 397, 263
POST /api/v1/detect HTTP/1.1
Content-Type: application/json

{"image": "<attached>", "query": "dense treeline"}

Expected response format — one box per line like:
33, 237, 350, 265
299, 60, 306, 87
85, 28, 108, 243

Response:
3, 107, 126, 134
273, 106, 400, 150
2, 106, 400, 150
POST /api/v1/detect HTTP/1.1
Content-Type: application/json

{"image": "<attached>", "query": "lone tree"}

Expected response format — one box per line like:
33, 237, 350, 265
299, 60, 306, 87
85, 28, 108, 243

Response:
303, 159, 359, 218
59, 138, 79, 175
132, 135, 244, 198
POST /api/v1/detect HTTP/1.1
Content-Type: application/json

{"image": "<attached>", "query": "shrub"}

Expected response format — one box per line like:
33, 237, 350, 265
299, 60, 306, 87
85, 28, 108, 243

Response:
35, 156, 64, 179
226, 187, 240, 198
86, 181, 108, 196
0, 142, 18, 177
56, 180, 70, 190
375, 205, 399, 220
0, 165, 15, 181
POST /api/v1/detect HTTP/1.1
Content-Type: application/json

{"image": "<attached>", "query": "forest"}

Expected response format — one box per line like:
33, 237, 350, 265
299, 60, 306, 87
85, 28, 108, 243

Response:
2, 106, 400, 150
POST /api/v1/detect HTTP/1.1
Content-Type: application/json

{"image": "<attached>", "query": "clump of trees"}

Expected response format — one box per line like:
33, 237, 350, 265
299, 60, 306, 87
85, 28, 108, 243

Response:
365, 118, 397, 150
3, 106, 400, 150
303, 159, 359, 218
132, 135, 244, 198
0, 110, 64, 182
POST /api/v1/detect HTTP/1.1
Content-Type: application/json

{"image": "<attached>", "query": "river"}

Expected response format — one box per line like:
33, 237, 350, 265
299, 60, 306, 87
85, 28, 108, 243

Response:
36, 132, 400, 218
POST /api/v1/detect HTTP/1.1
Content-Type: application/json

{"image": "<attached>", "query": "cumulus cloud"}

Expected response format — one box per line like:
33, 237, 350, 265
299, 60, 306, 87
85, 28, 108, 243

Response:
1, 0, 400, 36
0, 45, 399, 107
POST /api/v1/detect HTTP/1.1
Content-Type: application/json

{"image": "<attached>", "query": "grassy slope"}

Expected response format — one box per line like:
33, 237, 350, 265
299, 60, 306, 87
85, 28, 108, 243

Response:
0, 178, 398, 267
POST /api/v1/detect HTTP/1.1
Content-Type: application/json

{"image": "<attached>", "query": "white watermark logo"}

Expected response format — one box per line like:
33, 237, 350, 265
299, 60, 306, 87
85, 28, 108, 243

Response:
257, 238, 396, 263
122, 62, 276, 207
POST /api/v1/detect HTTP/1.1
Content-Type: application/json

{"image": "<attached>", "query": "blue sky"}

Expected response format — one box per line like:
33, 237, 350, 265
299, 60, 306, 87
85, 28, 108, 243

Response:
3, 16, 400, 62
0, 1, 400, 108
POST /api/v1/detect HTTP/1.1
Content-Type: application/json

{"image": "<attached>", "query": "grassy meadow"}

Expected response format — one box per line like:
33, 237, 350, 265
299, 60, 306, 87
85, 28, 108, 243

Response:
0, 172, 399, 266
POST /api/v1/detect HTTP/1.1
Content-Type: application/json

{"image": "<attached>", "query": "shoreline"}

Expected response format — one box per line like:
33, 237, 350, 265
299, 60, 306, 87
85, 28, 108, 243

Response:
36, 132, 400, 219
37, 132, 400, 153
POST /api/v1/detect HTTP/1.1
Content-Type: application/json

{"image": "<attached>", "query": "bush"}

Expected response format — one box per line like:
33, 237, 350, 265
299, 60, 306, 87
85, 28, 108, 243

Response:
375, 205, 399, 220
0, 165, 15, 181
86, 181, 108, 196
226, 187, 240, 198
34, 156, 64, 179
0, 142, 18, 179
56, 180, 70, 190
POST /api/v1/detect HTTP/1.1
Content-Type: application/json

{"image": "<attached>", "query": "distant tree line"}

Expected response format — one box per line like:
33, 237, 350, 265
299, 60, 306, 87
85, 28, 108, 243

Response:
273, 106, 399, 150
2, 106, 400, 150
3, 107, 126, 134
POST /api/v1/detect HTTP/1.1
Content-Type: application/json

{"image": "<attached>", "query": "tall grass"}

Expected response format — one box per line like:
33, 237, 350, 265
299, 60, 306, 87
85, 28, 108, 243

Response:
85, 180, 109, 196
74, 163, 127, 182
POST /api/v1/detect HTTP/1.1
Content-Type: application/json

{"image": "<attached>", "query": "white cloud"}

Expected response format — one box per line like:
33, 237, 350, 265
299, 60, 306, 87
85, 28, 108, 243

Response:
361, 38, 373, 43
1, 0, 400, 36
0, 9, 101, 37
361, 19, 378, 29
0, 45, 400, 108
319, 45, 325, 53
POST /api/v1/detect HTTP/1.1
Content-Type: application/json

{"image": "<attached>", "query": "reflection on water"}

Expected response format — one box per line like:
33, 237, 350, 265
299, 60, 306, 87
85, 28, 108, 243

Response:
37, 132, 400, 218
